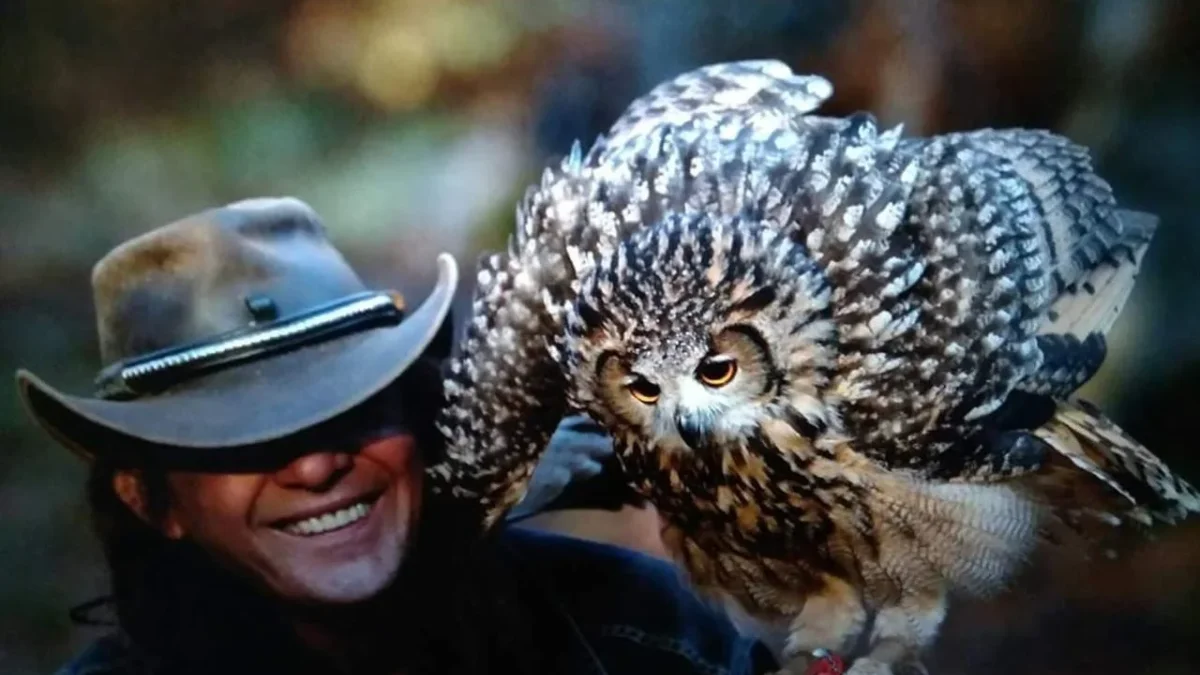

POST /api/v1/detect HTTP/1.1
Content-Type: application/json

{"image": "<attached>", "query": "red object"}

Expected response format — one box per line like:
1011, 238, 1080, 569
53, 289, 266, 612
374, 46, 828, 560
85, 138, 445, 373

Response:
805, 651, 847, 675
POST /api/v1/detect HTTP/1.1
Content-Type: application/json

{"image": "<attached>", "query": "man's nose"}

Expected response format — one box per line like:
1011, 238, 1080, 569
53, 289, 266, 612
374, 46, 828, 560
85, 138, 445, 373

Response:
273, 451, 353, 490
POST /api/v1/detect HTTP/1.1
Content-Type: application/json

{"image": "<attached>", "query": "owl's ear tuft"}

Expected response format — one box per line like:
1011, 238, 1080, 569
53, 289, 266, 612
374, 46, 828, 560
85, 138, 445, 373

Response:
577, 299, 605, 333
731, 286, 776, 315
786, 409, 826, 440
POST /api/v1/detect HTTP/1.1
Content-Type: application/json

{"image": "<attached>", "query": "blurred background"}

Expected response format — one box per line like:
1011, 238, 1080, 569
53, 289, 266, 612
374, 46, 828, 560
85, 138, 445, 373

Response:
2, 0, 1198, 673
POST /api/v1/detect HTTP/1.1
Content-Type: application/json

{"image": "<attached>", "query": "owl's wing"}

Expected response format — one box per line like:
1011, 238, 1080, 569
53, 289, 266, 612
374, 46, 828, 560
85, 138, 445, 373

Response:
1040, 208, 1155, 339
428, 155, 603, 529
950, 129, 1156, 398
590, 60, 834, 168
512, 59, 830, 298
785, 121, 1189, 541
1031, 399, 1200, 542
427, 244, 571, 530
428, 141, 647, 530
530, 59, 847, 286
795, 123, 1157, 482
908, 131, 1159, 485
1020, 207, 1154, 398
943, 139, 1193, 529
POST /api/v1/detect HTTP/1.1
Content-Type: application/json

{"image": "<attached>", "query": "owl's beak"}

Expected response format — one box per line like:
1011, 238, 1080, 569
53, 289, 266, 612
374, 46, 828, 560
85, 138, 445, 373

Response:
675, 411, 712, 451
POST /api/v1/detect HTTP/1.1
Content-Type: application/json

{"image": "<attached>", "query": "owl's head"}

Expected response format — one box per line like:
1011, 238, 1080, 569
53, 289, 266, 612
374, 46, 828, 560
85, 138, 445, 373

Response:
565, 213, 837, 456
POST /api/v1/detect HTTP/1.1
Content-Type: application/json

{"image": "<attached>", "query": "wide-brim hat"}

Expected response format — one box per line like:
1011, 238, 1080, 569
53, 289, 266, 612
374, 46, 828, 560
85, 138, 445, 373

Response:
15, 197, 458, 470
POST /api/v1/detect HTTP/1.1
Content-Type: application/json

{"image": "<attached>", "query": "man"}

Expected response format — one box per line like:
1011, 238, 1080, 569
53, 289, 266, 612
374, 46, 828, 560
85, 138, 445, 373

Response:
17, 198, 780, 674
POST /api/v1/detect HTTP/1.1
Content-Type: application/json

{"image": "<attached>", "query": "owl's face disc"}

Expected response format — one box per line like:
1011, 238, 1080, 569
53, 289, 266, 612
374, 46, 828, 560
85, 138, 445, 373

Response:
564, 213, 838, 461
595, 322, 783, 454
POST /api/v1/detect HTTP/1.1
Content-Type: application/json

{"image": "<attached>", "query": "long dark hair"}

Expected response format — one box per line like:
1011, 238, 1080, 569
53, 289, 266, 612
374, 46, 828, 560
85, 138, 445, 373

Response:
78, 356, 550, 675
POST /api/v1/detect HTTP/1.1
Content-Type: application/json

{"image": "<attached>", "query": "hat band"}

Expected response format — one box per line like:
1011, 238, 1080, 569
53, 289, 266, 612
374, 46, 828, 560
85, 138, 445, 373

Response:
93, 291, 406, 400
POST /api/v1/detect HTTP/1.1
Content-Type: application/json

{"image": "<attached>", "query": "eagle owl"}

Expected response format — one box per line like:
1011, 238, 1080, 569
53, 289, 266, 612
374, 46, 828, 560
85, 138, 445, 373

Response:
429, 61, 1200, 674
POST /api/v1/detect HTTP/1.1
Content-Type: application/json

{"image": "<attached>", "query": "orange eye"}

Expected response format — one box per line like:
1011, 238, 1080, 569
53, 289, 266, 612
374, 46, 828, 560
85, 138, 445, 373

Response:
697, 358, 737, 387
628, 377, 661, 405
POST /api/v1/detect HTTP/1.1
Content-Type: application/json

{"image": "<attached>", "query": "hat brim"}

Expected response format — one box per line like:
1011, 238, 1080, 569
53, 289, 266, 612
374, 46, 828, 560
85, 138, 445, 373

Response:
16, 253, 459, 468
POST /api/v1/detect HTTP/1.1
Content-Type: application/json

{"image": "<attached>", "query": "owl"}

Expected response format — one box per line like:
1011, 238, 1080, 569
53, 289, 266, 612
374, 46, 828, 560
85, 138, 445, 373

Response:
428, 61, 1200, 674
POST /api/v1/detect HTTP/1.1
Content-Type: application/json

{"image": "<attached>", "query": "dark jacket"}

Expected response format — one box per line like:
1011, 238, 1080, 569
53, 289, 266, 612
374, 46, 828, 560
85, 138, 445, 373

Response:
55, 527, 779, 675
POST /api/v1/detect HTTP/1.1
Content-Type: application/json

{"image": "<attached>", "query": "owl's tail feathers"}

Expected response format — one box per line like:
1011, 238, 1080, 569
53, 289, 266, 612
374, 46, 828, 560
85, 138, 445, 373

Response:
429, 247, 572, 532
1027, 399, 1200, 551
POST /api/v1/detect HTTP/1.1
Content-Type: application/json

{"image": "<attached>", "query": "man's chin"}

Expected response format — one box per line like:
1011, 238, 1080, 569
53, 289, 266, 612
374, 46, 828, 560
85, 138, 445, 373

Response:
280, 554, 405, 605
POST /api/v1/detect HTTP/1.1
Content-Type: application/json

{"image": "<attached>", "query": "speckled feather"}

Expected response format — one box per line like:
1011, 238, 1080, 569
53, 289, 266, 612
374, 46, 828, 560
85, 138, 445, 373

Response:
427, 61, 1197, 672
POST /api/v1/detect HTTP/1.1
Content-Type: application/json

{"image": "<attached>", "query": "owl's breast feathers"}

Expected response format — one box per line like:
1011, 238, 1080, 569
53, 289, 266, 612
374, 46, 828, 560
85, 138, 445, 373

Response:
613, 418, 879, 584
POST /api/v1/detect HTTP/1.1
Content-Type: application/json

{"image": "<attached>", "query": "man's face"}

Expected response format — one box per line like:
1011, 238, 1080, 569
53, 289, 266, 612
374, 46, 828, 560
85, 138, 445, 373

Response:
156, 422, 423, 605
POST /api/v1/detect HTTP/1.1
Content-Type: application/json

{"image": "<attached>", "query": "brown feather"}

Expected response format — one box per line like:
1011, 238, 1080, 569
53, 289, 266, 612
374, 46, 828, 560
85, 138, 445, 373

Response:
1022, 399, 1200, 560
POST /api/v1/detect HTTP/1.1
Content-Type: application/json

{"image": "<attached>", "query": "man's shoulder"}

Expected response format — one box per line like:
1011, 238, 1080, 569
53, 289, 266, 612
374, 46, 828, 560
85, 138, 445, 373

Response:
503, 526, 779, 674
53, 633, 145, 675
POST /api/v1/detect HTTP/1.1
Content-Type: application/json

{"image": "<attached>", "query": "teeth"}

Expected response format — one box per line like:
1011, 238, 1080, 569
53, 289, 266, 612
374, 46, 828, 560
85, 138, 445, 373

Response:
283, 501, 372, 536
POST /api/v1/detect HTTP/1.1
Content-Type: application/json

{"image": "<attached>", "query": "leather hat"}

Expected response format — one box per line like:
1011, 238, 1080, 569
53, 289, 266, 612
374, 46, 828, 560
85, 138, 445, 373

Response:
15, 197, 458, 470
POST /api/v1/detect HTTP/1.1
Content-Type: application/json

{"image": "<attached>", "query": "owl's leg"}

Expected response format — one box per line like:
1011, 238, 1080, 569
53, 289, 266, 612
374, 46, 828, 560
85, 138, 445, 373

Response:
779, 575, 867, 672
845, 588, 946, 675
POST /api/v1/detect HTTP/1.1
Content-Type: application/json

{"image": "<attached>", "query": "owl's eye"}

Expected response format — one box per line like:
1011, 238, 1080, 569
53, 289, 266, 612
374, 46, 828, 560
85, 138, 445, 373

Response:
627, 377, 661, 405
697, 357, 737, 387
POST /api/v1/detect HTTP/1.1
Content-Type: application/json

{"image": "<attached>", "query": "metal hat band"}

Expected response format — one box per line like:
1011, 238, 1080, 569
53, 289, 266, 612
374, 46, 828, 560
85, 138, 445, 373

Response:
93, 291, 406, 400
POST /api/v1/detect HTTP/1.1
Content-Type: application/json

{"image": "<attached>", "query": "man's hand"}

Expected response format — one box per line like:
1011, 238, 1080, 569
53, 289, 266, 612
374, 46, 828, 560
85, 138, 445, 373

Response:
508, 415, 614, 520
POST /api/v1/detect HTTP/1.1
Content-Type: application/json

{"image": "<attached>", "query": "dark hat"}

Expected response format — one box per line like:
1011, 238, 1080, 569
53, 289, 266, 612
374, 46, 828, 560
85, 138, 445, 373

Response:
15, 197, 458, 469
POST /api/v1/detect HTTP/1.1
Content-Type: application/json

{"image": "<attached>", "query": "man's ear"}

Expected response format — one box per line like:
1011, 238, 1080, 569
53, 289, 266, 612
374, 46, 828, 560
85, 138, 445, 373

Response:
113, 470, 185, 539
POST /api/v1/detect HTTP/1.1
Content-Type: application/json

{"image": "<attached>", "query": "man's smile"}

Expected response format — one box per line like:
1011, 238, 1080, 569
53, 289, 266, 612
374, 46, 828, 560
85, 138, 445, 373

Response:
271, 490, 385, 537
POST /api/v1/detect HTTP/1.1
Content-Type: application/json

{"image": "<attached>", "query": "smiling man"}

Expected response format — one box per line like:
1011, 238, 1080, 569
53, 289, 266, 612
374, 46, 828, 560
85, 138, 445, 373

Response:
17, 198, 780, 675
129, 395, 425, 605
